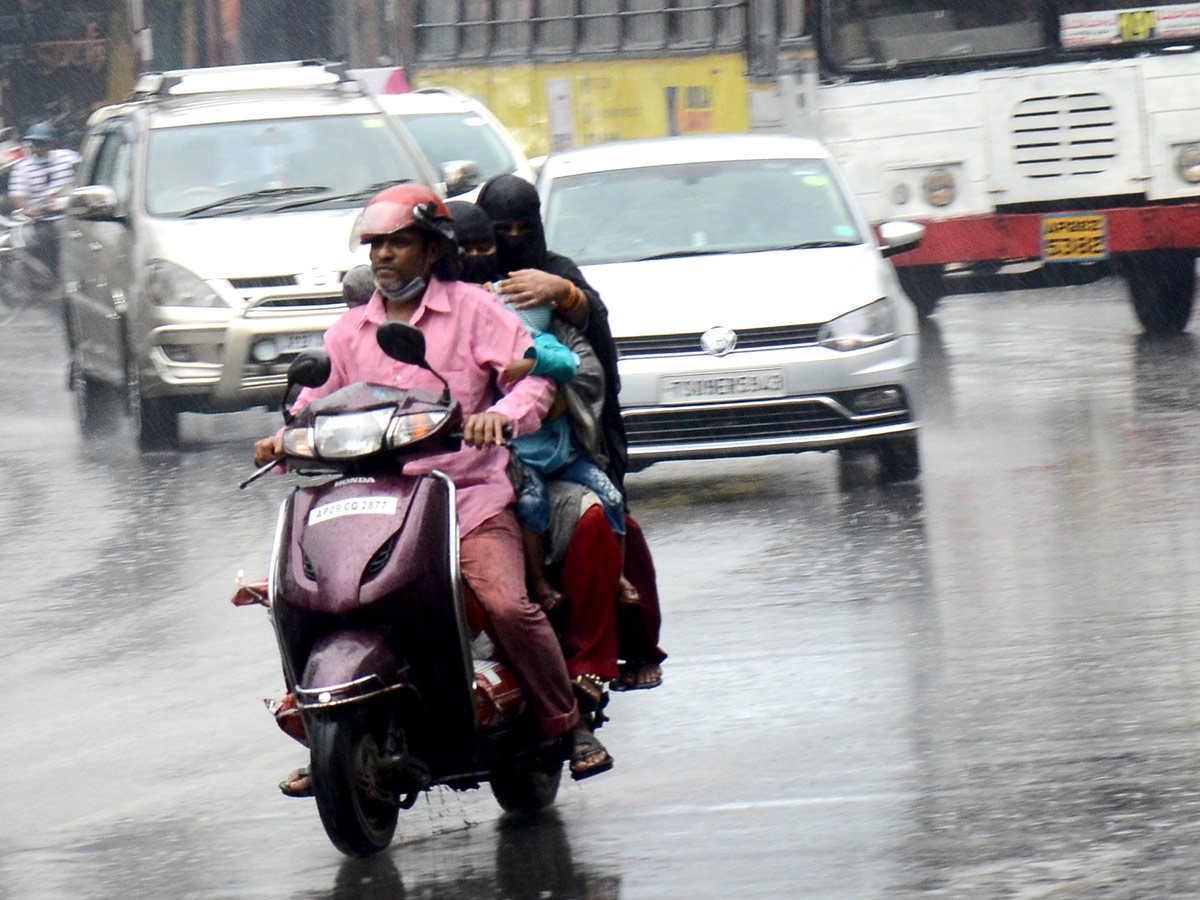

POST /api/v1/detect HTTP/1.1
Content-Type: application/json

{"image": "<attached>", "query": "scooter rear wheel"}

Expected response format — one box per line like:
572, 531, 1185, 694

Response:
308, 709, 400, 857
489, 761, 563, 816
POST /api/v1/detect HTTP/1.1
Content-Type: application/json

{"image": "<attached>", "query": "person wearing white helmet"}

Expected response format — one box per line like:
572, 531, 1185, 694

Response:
8, 121, 80, 280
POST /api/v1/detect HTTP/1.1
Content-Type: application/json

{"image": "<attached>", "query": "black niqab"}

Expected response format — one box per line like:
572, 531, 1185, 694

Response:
447, 200, 501, 284
477, 175, 548, 274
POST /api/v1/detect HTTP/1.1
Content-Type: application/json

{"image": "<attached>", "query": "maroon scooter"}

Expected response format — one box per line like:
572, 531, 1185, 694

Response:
237, 322, 572, 857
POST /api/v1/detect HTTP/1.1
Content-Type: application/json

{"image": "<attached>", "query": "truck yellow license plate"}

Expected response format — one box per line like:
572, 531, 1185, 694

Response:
1041, 214, 1108, 262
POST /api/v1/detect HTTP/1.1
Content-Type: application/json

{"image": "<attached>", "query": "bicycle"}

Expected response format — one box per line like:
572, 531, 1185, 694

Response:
0, 209, 61, 327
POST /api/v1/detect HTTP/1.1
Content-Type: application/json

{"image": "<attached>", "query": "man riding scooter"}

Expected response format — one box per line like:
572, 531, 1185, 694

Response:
253, 185, 614, 792
8, 122, 79, 284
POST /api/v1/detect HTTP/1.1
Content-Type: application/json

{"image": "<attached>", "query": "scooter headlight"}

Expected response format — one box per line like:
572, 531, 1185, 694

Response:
386, 410, 451, 449
281, 425, 315, 458
817, 298, 898, 351
312, 408, 394, 459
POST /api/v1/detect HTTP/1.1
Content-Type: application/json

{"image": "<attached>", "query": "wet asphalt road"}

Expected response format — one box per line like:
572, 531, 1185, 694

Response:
5, 273, 1200, 898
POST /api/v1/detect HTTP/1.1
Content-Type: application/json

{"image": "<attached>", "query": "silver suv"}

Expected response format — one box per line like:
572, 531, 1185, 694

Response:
64, 60, 439, 449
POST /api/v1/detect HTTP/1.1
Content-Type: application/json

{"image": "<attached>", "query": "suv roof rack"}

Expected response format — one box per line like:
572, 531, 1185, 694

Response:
130, 59, 356, 100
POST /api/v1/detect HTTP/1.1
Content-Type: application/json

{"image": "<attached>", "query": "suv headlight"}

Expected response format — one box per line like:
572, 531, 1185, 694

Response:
146, 260, 228, 308
818, 299, 898, 351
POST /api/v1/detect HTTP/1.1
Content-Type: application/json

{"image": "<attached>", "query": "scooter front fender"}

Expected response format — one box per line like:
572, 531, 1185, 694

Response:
295, 629, 410, 712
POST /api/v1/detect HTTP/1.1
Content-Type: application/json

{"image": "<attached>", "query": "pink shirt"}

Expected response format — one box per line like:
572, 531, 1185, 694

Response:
293, 277, 554, 535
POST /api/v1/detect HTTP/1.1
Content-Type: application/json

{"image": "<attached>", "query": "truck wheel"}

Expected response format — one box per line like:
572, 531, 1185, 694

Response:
1125, 251, 1196, 336
897, 265, 945, 318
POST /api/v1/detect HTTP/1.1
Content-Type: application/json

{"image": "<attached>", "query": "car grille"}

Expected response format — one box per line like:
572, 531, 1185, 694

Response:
1011, 92, 1117, 180
616, 324, 821, 358
244, 296, 345, 314
228, 275, 298, 289
622, 397, 910, 446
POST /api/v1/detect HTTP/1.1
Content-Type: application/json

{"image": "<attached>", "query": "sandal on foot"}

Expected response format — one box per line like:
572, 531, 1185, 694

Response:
610, 661, 663, 692
569, 730, 613, 781
535, 585, 565, 613
572, 673, 609, 713
279, 766, 313, 798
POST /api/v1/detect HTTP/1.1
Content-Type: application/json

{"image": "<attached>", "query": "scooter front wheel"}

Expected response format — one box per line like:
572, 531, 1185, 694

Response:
308, 709, 400, 857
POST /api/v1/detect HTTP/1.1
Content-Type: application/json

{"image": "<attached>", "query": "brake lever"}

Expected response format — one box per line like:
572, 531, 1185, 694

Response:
239, 457, 282, 490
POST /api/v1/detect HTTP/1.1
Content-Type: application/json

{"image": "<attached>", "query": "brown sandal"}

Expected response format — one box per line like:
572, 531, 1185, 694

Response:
572, 673, 608, 713
569, 729, 613, 781
610, 661, 663, 692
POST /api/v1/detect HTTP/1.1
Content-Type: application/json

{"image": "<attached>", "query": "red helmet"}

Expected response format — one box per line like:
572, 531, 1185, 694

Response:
350, 184, 456, 247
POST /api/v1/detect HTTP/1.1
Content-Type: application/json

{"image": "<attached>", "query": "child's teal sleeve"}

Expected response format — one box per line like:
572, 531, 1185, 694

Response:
527, 332, 580, 383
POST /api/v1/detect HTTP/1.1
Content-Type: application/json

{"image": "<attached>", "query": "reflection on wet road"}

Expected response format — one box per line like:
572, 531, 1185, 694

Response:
5, 275, 1200, 897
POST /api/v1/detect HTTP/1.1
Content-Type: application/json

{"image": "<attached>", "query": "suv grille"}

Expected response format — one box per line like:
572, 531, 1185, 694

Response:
1012, 93, 1117, 179
228, 275, 297, 288
616, 324, 821, 358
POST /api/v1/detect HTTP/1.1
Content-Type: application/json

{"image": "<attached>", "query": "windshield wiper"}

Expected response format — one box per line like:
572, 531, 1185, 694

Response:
180, 186, 331, 217
772, 240, 861, 250
630, 248, 742, 262
275, 179, 414, 211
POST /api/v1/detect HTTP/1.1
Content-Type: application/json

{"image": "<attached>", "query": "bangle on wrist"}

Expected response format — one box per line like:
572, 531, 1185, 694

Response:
555, 284, 583, 312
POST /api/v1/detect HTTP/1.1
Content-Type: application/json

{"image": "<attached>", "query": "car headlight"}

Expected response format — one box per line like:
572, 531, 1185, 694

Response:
313, 408, 394, 460
146, 260, 227, 308
386, 410, 451, 449
818, 299, 898, 351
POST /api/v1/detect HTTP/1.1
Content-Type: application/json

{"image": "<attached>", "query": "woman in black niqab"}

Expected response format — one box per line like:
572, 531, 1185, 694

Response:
477, 175, 628, 493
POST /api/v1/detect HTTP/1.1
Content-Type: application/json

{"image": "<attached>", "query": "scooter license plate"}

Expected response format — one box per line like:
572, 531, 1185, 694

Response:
308, 496, 398, 525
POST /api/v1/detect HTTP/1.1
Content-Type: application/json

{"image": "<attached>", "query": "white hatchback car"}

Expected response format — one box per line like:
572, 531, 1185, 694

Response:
375, 88, 535, 199
538, 133, 926, 482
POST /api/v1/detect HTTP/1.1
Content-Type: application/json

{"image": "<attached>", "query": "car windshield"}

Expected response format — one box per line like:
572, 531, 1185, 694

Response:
145, 115, 425, 217
543, 157, 864, 266
393, 112, 517, 181
823, 0, 1047, 69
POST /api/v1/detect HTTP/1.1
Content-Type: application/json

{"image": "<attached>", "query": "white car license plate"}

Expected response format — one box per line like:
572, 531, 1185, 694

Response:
659, 368, 786, 405
282, 331, 325, 353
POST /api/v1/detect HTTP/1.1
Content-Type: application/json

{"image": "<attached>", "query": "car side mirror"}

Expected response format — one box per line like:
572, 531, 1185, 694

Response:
67, 185, 119, 221
878, 220, 926, 258
440, 159, 482, 197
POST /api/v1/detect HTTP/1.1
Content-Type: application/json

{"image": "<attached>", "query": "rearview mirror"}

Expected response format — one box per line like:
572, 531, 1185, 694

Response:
67, 185, 119, 221
878, 220, 926, 258
441, 159, 482, 197
287, 350, 332, 389
377, 321, 427, 366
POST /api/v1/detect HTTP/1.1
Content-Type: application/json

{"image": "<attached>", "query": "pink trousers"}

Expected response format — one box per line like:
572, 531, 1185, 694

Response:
460, 509, 579, 738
